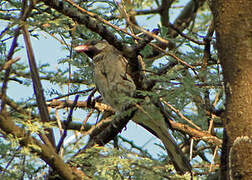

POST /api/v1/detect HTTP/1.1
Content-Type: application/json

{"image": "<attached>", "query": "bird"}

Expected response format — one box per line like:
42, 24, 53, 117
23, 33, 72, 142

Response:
74, 40, 192, 174
75, 40, 136, 111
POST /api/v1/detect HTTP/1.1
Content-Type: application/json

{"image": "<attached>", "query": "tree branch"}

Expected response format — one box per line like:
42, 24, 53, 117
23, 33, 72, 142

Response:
1, 28, 20, 112
42, 0, 128, 54
56, 95, 79, 153
0, 113, 78, 180
0, 57, 21, 72
22, 23, 55, 148
63, 112, 222, 147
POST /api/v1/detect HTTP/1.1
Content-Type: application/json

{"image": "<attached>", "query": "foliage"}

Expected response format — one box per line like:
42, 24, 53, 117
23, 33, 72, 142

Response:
73, 145, 192, 179
0, 0, 224, 179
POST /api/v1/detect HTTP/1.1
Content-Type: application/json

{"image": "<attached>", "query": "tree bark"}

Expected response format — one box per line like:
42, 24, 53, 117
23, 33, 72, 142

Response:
210, 1, 252, 179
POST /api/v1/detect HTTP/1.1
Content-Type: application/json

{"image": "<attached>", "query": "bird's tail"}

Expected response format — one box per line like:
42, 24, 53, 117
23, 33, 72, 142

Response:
155, 124, 192, 174
133, 103, 192, 174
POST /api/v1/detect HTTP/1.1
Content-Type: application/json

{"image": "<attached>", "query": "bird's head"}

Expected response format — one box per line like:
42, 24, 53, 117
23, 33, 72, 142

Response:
74, 40, 108, 59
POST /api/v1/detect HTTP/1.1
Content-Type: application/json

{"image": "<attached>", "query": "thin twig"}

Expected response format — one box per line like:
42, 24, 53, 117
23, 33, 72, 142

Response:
80, 109, 94, 131
0, 146, 21, 177
168, 23, 205, 45
115, 0, 135, 35
0, 57, 21, 72
47, 88, 94, 102
190, 139, 194, 160
118, 135, 153, 158
64, 0, 141, 40
106, 8, 160, 21
210, 146, 219, 172
129, 22, 169, 45
55, 109, 63, 135
1, 0, 34, 113
1, 28, 20, 112
64, 0, 170, 47
56, 95, 79, 153
161, 98, 201, 130
149, 42, 195, 69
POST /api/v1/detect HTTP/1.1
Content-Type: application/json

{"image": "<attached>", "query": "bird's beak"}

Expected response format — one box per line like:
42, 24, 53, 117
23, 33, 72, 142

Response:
74, 44, 90, 53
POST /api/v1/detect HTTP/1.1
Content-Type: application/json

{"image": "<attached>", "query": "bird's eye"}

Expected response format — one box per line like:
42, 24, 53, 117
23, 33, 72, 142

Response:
90, 41, 97, 45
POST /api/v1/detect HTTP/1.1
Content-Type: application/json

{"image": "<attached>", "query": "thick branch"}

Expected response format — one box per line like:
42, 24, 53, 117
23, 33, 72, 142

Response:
170, 121, 222, 146
0, 113, 77, 180
22, 23, 55, 148
170, 0, 206, 38
63, 113, 222, 147
86, 107, 137, 148
42, 0, 128, 54
47, 100, 113, 112
160, 0, 173, 27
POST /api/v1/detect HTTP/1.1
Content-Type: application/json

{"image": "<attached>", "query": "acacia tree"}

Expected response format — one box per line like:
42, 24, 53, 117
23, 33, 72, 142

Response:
0, 0, 250, 179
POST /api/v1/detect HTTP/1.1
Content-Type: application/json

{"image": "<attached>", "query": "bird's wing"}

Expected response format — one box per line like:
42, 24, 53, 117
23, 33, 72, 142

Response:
93, 46, 136, 111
